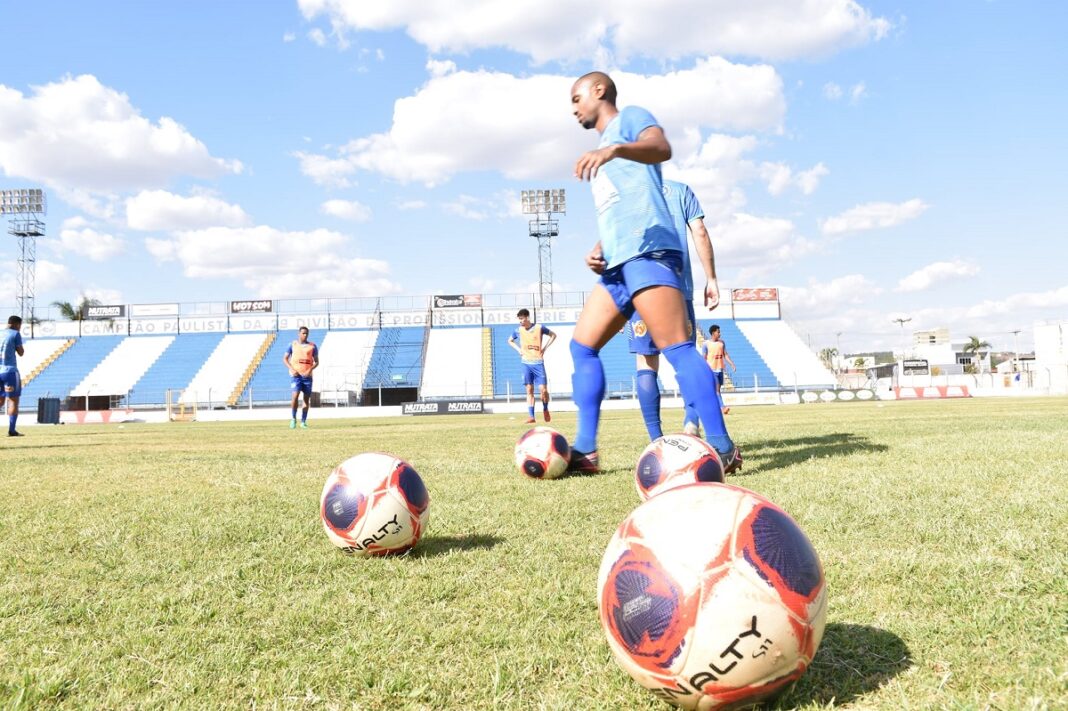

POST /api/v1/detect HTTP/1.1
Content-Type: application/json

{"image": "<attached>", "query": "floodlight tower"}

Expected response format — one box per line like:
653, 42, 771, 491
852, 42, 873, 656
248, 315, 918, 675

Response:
0, 188, 47, 321
520, 189, 566, 308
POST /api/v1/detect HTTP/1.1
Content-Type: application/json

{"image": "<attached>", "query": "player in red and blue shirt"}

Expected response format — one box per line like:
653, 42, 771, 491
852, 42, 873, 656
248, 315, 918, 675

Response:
283, 326, 318, 429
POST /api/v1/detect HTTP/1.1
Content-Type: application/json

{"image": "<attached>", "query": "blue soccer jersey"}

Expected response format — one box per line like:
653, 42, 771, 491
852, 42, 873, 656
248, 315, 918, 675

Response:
0, 327, 22, 373
591, 106, 678, 269
662, 179, 704, 296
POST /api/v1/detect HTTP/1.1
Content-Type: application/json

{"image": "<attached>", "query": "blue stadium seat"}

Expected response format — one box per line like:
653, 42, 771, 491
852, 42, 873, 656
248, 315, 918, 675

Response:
363, 327, 424, 389
241, 330, 325, 404
129, 333, 224, 406
20, 336, 124, 412
697, 319, 778, 390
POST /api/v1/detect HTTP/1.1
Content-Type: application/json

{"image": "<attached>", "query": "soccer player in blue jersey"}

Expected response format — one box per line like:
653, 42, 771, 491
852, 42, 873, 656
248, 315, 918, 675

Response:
508, 308, 557, 423
284, 326, 319, 429
627, 179, 722, 441
567, 71, 740, 473
0, 315, 25, 437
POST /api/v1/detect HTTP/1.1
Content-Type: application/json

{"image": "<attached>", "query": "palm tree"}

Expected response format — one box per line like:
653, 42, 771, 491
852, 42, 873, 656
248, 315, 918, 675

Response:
962, 336, 991, 374
819, 347, 838, 373
51, 297, 102, 321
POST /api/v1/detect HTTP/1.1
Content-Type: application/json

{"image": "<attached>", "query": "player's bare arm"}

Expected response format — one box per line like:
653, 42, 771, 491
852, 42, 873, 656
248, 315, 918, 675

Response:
688, 218, 720, 309
574, 126, 672, 181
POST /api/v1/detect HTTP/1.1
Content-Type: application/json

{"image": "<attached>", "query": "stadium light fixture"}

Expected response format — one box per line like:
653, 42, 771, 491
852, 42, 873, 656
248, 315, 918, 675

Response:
520, 189, 566, 308
1, 188, 47, 322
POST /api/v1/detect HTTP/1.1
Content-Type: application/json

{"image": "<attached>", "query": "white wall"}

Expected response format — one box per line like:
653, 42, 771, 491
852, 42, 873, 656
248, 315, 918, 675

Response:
72, 336, 175, 396
737, 321, 835, 388
421, 328, 483, 398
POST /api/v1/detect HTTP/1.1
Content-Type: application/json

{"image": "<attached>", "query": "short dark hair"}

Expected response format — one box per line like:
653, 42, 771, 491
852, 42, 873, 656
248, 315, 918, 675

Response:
709, 324, 720, 335
516, 309, 530, 318
298, 326, 309, 333
8, 315, 22, 328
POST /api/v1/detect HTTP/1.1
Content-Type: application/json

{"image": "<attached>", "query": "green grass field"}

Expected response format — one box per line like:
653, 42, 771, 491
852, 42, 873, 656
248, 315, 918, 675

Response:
1, 398, 1066, 710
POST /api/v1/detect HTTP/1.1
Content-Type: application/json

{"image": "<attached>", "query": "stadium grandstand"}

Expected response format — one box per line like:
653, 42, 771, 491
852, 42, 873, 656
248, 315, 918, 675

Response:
12, 289, 836, 416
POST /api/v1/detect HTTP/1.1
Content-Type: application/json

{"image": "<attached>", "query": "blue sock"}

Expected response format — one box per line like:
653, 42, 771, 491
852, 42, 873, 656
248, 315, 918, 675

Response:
636, 369, 663, 441
291, 407, 297, 419
528, 404, 535, 419
301, 410, 308, 423
570, 339, 604, 454
8, 413, 16, 434
662, 341, 734, 454
683, 403, 700, 431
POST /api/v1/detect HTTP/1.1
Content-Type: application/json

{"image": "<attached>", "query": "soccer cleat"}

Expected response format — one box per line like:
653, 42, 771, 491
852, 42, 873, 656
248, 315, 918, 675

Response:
525, 417, 537, 424
8, 431, 23, 437
543, 411, 551, 423
722, 407, 731, 415
567, 449, 599, 474
300, 421, 309, 429
718, 446, 743, 475
289, 419, 297, 429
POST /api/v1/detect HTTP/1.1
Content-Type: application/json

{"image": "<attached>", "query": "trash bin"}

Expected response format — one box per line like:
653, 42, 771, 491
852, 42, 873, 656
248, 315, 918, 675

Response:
37, 397, 61, 425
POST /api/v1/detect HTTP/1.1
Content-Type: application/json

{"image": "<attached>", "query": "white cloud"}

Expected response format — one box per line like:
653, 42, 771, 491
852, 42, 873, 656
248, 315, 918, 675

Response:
81, 287, 124, 305
823, 82, 843, 100
395, 199, 427, 211
820, 198, 929, 235
710, 213, 819, 279
299, 0, 890, 63
297, 60, 785, 187
780, 274, 882, 316
145, 225, 399, 298
850, 81, 868, 103
0, 75, 241, 194
57, 218, 125, 261
307, 28, 328, 47
442, 190, 523, 221
897, 259, 980, 293
283, 32, 296, 43
125, 190, 252, 231
760, 161, 829, 196
320, 199, 372, 222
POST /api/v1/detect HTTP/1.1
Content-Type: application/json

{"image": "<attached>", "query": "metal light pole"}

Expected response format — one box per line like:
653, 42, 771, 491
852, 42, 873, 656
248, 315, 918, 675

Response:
0, 188, 47, 321
892, 317, 912, 358
520, 189, 566, 308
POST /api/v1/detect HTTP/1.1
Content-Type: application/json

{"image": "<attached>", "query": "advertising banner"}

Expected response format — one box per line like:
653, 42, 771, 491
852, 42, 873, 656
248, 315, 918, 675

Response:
130, 303, 179, 317
129, 318, 178, 335
179, 316, 228, 334
278, 313, 331, 331
82, 304, 126, 320
731, 288, 779, 302
80, 319, 127, 336
380, 310, 429, 327
230, 300, 273, 314
902, 359, 929, 375
433, 294, 465, 308
229, 314, 277, 332
402, 401, 484, 415
329, 312, 378, 330
432, 308, 484, 327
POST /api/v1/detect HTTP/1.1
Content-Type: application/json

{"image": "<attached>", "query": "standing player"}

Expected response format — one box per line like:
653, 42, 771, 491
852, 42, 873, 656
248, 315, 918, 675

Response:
283, 326, 319, 429
703, 324, 736, 415
508, 308, 556, 423
626, 178, 722, 440
1, 315, 25, 437
567, 71, 740, 473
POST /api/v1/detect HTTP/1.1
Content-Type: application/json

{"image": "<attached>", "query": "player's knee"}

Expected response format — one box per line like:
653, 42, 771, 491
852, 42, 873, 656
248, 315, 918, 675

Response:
570, 339, 598, 360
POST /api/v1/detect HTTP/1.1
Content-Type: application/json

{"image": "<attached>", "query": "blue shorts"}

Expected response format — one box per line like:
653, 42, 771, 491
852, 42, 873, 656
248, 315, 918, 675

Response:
290, 374, 313, 396
521, 363, 547, 387
712, 370, 724, 386
0, 369, 21, 398
599, 250, 685, 320
628, 301, 697, 355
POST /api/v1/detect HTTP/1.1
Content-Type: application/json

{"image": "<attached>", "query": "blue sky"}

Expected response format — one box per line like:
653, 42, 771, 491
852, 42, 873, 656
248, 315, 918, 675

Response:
0, 0, 1064, 352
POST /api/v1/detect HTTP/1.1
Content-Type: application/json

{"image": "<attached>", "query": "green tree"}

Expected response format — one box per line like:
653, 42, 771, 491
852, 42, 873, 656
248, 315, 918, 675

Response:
819, 347, 839, 372
51, 297, 102, 321
962, 336, 991, 374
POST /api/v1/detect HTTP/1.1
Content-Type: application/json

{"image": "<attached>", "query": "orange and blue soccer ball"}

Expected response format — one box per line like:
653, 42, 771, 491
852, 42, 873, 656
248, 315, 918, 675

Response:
514, 426, 570, 479
320, 452, 430, 556
598, 483, 827, 710
634, 434, 725, 501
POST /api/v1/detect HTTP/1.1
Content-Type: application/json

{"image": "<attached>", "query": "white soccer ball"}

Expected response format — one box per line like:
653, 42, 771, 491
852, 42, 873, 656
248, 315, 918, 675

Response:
514, 427, 570, 480
635, 434, 724, 501
320, 452, 430, 556
598, 483, 827, 710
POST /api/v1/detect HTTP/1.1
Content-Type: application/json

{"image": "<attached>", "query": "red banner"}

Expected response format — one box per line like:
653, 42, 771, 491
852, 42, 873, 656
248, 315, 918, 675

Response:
731, 288, 779, 302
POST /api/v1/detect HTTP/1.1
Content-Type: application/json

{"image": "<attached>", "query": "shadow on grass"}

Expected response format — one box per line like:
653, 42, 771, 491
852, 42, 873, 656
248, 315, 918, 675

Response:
739, 433, 888, 475
412, 533, 503, 558
779, 623, 911, 708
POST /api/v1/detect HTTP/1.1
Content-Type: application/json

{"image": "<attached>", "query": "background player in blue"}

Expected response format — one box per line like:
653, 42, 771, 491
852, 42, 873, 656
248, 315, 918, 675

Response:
283, 326, 319, 429
1, 315, 25, 437
508, 308, 556, 423
627, 179, 723, 441
568, 71, 740, 474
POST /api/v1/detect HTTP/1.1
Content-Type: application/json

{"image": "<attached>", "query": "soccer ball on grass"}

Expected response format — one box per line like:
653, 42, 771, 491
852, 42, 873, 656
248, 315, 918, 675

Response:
635, 434, 725, 501
514, 426, 570, 479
